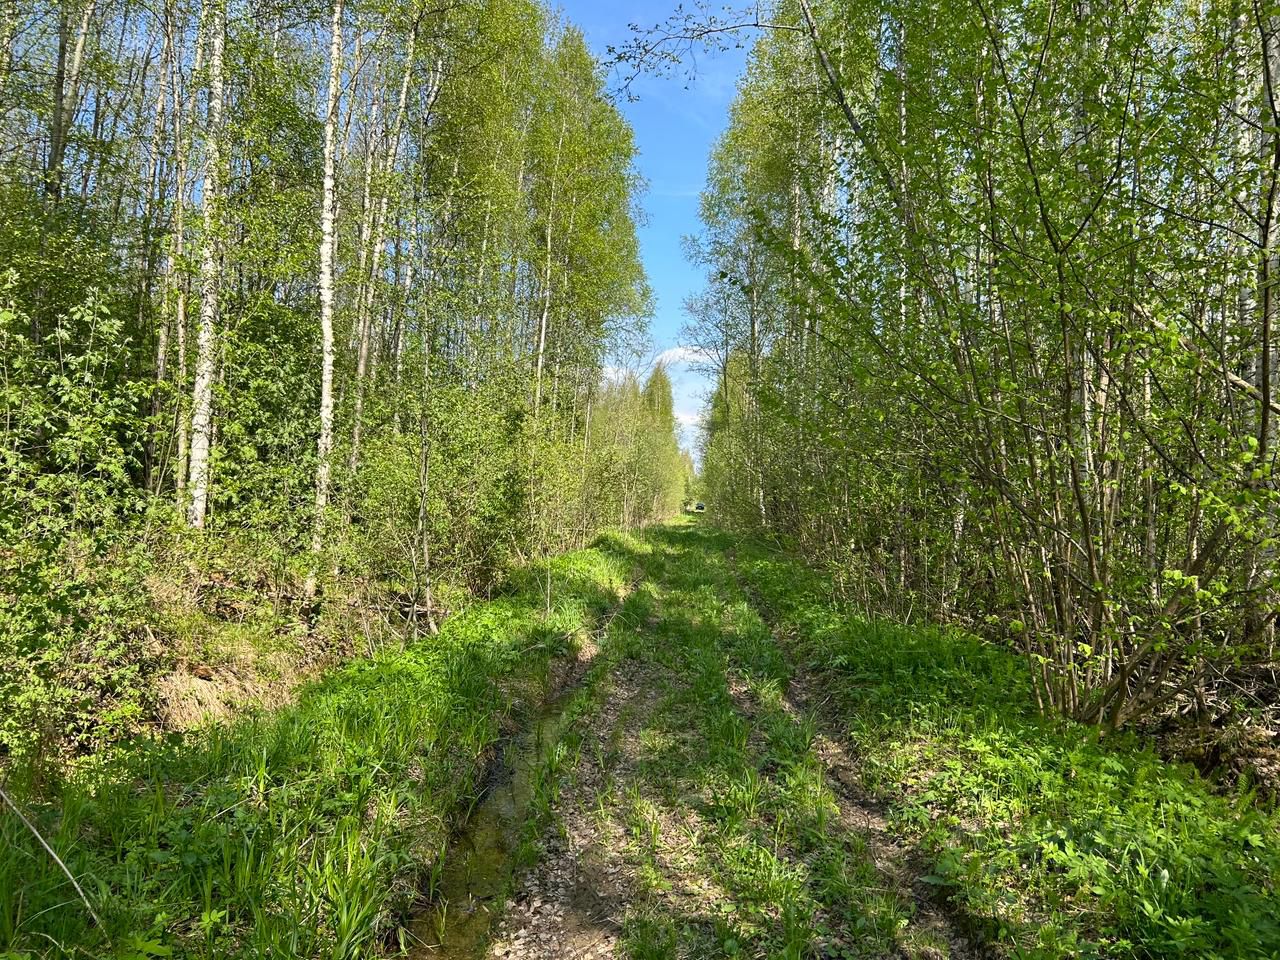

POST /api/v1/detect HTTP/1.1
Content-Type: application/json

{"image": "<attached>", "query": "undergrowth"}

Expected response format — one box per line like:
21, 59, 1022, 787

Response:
0, 532, 643, 959
728, 534, 1280, 959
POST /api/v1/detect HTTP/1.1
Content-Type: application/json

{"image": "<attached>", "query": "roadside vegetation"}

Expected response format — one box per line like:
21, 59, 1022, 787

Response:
1, 536, 638, 958
676, 0, 1280, 741
731, 535, 1280, 958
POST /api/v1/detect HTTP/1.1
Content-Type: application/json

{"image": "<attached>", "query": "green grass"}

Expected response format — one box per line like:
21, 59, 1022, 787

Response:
727, 533, 1280, 959
0, 532, 643, 959
598, 522, 920, 960
12, 521, 1274, 960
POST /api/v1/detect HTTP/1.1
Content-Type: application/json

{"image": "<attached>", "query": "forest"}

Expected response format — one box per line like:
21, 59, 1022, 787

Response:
2, 0, 1279, 958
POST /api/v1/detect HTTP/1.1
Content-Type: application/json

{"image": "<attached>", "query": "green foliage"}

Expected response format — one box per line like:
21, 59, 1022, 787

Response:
730, 538, 1280, 959
0, 279, 157, 768
689, 0, 1280, 728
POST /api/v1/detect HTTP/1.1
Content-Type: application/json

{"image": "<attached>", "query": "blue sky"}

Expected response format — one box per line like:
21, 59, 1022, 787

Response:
554, 1, 749, 452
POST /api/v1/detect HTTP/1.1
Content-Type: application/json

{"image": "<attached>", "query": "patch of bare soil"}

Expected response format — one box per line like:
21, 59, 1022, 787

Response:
729, 670, 982, 960
484, 660, 669, 960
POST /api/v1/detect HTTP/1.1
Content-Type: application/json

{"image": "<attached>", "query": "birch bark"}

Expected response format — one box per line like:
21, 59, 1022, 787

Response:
311, 0, 344, 565
185, 0, 225, 528
533, 120, 566, 412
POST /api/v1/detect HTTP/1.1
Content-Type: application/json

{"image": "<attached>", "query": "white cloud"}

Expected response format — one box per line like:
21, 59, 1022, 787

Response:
654, 344, 714, 368
675, 410, 703, 426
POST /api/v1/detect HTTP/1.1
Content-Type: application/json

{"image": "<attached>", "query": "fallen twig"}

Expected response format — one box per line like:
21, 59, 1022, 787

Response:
0, 785, 106, 937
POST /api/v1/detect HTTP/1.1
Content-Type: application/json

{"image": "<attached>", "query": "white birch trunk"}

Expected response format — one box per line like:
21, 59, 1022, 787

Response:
46, 0, 96, 199
533, 121, 566, 413
170, 2, 192, 496
185, 0, 224, 528
144, 21, 172, 491
311, 0, 344, 564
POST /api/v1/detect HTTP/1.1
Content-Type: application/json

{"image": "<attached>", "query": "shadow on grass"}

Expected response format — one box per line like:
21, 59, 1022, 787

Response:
0, 538, 639, 960
599, 522, 957, 960
722, 531, 1280, 959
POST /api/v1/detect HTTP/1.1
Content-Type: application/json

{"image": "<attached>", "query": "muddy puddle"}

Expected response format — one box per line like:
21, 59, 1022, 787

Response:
406, 689, 578, 958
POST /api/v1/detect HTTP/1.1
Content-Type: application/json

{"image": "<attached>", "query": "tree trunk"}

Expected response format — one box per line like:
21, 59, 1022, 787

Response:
185, 0, 225, 528
533, 120, 566, 413
46, 0, 96, 201
144, 19, 173, 492
310, 0, 344, 574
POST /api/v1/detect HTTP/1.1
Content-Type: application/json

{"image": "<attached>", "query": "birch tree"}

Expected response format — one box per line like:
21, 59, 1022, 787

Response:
185, 0, 224, 528
311, 0, 344, 566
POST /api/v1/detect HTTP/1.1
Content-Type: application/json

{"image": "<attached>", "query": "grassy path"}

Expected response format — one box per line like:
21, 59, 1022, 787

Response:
476, 521, 974, 960
463, 519, 1280, 960
7, 520, 1274, 959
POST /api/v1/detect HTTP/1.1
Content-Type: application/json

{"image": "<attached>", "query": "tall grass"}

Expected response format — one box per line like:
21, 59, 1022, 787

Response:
729, 533, 1280, 959
0, 534, 641, 959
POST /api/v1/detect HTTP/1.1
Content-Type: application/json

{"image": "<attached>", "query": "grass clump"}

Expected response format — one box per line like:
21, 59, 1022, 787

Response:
0, 534, 640, 959
729, 537, 1280, 959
